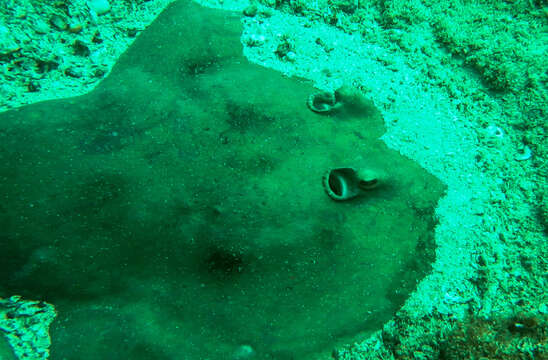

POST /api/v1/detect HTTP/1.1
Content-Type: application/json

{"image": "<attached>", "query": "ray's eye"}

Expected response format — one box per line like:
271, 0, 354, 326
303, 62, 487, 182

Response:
328, 173, 344, 196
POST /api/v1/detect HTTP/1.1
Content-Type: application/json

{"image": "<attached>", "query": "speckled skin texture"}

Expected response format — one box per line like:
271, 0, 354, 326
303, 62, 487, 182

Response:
0, 1, 445, 358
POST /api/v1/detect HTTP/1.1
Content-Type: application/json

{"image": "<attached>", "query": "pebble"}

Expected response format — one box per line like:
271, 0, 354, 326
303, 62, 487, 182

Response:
88, 0, 111, 16
68, 23, 84, 34
27, 81, 40, 92
0, 297, 56, 360
334, 0, 358, 14
64, 67, 83, 78
245, 34, 265, 47
72, 40, 91, 57
49, 14, 67, 30
0, 28, 19, 55
285, 51, 297, 62
33, 20, 50, 34
243, 4, 258, 17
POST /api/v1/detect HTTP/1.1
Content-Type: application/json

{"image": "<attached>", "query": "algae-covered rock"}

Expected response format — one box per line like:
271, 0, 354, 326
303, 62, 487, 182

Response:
0, 297, 56, 360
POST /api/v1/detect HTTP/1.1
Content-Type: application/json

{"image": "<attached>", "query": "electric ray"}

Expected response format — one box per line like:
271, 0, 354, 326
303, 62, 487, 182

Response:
0, 1, 446, 359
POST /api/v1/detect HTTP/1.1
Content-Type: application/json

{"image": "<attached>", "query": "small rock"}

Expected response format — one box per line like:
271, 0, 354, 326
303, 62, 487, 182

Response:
68, 23, 83, 34
331, 0, 358, 14
33, 20, 50, 34
0, 38, 20, 58
127, 28, 138, 37
243, 4, 258, 17
321, 68, 332, 77
88, 0, 111, 16
263, 0, 276, 7
64, 67, 82, 78
0, 297, 57, 360
92, 31, 103, 44
27, 81, 40, 92
315, 37, 334, 52
49, 14, 67, 30
94, 68, 107, 78
274, 37, 292, 58
285, 51, 296, 62
35, 58, 59, 73
72, 40, 90, 57
259, 8, 273, 17
54, 1, 70, 14
245, 34, 265, 47
14, 6, 29, 19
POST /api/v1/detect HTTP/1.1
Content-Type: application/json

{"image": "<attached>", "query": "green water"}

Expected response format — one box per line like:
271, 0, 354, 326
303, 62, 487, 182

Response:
0, 2, 445, 359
